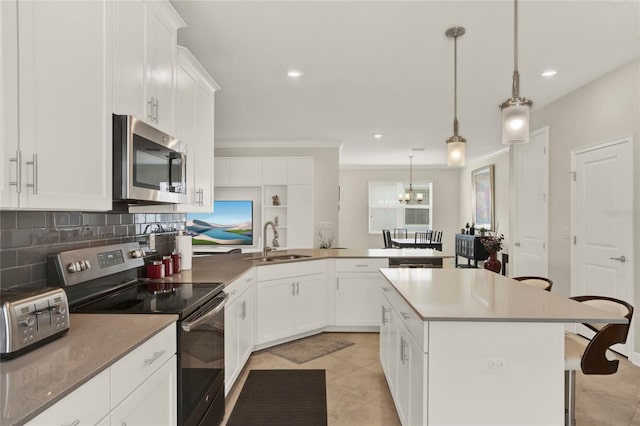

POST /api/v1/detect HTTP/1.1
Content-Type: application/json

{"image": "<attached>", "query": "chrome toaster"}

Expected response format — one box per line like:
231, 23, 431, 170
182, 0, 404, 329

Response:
0, 287, 69, 360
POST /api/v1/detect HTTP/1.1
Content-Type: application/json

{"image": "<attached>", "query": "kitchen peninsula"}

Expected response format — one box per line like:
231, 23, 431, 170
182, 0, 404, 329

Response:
378, 268, 627, 426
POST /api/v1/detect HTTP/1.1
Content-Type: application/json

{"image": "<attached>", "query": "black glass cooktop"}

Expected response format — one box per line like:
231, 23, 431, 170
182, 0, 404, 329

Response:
70, 281, 224, 319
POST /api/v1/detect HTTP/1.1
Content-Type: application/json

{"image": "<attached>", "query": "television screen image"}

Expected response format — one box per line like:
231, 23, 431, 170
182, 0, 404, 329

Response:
187, 200, 253, 246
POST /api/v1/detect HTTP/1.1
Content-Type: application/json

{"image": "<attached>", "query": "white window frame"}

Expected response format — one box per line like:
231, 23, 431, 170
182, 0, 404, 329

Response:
368, 181, 433, 234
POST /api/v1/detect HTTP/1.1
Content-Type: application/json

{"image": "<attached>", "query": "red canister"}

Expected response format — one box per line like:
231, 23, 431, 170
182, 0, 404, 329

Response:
146, 261, 164, 279
162, 255, 173, 276
172, 252, 182, 273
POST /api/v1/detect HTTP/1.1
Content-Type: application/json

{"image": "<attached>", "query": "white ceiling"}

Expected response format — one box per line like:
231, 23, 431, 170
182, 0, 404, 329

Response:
171, 0, 639, 167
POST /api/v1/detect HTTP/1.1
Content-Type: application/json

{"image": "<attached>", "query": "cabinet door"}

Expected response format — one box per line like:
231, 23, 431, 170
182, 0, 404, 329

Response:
113, 0, 145, 119
27, 369, 110, 426
193, 79, 216, 211
1, 0, 19, 208
395, 328, 411, 426
293, 274, 326, 333
214, 157, 230, 186
335, 274, 383, 326
146, 1, 179, 134
110, 356, 177, 426
238, 284, 255, 366
263, 158, 288, 185
287, 158, 313, 184
17, 0, 112, 210
175, 50, 198, 206
229, 158, 263, 186
408, 340, 425, 426
224, 297, 240, 394
287, 184, 313, 248
382, 303, 399, 398
256, 279, 294, 344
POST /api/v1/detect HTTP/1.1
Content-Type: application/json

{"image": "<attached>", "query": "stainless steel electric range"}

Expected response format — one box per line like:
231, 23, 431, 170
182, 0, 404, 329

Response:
47, 242, 226, 426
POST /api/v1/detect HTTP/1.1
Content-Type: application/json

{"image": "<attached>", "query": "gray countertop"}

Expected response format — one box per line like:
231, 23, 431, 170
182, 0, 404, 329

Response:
1, 314, 177, 426
380, 268, 628, 323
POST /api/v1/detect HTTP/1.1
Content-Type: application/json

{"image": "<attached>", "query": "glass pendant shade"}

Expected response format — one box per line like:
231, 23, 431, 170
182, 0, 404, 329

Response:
501, 103, 530, 144
447, 138, 466, 167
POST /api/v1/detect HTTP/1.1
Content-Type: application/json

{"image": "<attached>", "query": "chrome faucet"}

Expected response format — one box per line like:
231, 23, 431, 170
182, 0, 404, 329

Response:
263, 221, 279, 258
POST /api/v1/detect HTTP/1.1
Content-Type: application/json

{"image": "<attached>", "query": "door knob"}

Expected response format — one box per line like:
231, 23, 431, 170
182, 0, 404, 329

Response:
609, 256, 626, 263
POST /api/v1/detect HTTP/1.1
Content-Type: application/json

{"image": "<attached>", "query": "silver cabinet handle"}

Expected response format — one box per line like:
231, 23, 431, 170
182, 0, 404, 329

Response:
355, 264, 369, 267
241, 300, 246, 319
197, 188, 204, 206
291, 282, 295, 296
514, 242, 521, 247
400, 335, 405, 365
9, 150, 21, 193
144, 350, 166, 366
610, 256, 627, 263
26, 154, 38, 194
147, 97, 155, 120
381, 306, 387, 324
400, 312, 411, 320
382, 287, 391, 292
296, 281, 300, 295
153, 98, 159, 123
402, 339, 409, 364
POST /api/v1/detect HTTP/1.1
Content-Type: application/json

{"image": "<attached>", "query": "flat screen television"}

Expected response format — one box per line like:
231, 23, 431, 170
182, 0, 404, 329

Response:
186, 200, 253, 246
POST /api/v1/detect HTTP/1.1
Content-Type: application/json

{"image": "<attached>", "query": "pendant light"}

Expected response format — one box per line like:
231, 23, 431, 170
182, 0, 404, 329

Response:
398, 155, 423, 204
445, 26, 466, 167
500, 0, 532, 144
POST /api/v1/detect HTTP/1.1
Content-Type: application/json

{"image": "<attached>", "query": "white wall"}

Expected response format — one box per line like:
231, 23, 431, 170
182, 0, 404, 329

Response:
457, 151, 511, 247
530, 59, 639, 358
215, 146, 340, 248
338, 167, 460, 251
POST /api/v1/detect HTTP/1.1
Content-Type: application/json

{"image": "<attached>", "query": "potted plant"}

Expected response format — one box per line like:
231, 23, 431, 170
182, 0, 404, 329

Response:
480, 233, 504, 273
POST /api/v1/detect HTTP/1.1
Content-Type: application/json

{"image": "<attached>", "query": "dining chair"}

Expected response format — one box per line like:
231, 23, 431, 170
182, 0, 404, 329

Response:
512, 276, 553, 291
564, 296, 634, 426
415, 231, 432, 244
432, 230, 443, 243
393, 228, 408, 238
382, 229, 392, 248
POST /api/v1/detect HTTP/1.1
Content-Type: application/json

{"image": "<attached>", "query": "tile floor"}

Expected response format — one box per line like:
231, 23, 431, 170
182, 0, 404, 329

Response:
223, 332, 640, 426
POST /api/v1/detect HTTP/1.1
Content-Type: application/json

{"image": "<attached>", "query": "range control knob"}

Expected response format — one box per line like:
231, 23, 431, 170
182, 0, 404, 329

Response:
67, 262, 80, 273
83, 260, 91, 270
20, 316, 35, 327
129, 250, 143, 259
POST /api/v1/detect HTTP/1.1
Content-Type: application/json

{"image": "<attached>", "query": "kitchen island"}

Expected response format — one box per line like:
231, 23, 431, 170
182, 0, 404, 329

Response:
378, 268, 627, 426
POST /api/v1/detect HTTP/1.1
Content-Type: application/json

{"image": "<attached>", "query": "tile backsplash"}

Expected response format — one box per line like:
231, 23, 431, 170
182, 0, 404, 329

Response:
0, 210, 185, 290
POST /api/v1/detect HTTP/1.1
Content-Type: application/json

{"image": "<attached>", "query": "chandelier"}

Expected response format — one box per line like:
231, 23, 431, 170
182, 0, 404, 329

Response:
499, 0, 533, 144
398, 155, 423, 204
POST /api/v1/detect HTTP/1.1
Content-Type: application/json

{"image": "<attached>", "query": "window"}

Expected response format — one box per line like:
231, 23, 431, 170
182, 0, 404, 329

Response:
368, 182, 432, 233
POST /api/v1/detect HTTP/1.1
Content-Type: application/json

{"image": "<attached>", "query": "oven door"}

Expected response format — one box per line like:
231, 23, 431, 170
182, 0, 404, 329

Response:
179, 291, 227, 426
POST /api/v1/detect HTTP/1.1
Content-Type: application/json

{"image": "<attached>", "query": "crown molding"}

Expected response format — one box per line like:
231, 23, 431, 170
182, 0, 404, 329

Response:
215, 140, 343, 149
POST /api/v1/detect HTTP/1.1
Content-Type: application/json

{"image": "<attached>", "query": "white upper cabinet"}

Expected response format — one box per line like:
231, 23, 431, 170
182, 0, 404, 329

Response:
1, 0, 113, 210
262, 158, 288, 185
113, 0, 185, 136
287, 158, 313, 185
172, 47, 220, 212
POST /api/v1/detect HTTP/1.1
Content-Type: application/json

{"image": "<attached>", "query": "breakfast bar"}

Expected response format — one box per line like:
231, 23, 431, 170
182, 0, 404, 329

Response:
378, 268, 628, 426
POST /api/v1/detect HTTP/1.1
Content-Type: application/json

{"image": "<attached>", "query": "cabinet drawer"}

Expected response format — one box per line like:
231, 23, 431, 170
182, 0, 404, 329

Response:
27, 369, 110, 426
111, 323, 176, 408
226, 269, 255, 304
256, 259, 326, 282
335, 258, 388, 272
382, 286, 427, 352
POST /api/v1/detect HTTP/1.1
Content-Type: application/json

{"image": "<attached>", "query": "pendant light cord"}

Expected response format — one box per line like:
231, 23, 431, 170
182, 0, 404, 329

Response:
512, 0, 520, 99
453, 34, 459, 136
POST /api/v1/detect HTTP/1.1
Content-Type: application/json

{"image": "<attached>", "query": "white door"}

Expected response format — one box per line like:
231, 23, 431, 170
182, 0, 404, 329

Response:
572, 137, 634, 356
512, 126, 549, 277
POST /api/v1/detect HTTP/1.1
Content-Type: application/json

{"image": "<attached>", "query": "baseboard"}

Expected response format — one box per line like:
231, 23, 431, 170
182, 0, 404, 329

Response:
631, 350, 640, 367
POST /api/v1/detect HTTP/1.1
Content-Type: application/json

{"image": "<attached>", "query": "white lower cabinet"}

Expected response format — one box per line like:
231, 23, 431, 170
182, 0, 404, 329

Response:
334, 259, 388, 326
110, 355, 177, 426
27, 369, 110, 426
256, 261, 327, 346
225, 269, 256, 395
381, 288, 426, 426
27, 323, 177, 426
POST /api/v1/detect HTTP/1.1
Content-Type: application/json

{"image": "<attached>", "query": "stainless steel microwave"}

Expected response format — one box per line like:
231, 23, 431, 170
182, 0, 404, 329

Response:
113, 115, 187, 205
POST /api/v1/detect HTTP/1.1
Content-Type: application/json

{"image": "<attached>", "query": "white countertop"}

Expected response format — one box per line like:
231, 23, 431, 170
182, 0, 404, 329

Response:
380, 268, 628, 323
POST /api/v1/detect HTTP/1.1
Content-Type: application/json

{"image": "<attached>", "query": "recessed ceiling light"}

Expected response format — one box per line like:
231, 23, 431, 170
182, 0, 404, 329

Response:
541, 70, 558, 78
287, 70, 303, 78
373, 133, 383, 139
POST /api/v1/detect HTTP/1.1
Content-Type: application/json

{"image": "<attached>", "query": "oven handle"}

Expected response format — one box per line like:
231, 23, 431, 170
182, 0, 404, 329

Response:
181, 292, 228, 332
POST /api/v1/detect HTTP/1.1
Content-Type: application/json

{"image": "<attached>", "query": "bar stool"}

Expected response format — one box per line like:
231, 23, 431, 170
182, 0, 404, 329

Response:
564, 296, 634, 426
513, 276, 553, 291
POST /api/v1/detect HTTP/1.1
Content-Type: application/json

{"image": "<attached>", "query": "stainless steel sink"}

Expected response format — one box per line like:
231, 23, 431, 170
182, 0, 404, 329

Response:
246, 254, 312, 263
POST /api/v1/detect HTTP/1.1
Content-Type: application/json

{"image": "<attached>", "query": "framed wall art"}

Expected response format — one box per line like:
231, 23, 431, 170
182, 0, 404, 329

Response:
471, 165, 494, 230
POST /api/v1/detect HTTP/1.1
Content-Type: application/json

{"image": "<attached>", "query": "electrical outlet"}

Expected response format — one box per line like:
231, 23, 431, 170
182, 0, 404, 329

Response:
482, 356, 507, 373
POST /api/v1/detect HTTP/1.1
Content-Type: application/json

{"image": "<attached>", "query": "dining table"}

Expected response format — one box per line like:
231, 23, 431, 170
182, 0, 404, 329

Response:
391, 237, 443, 250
